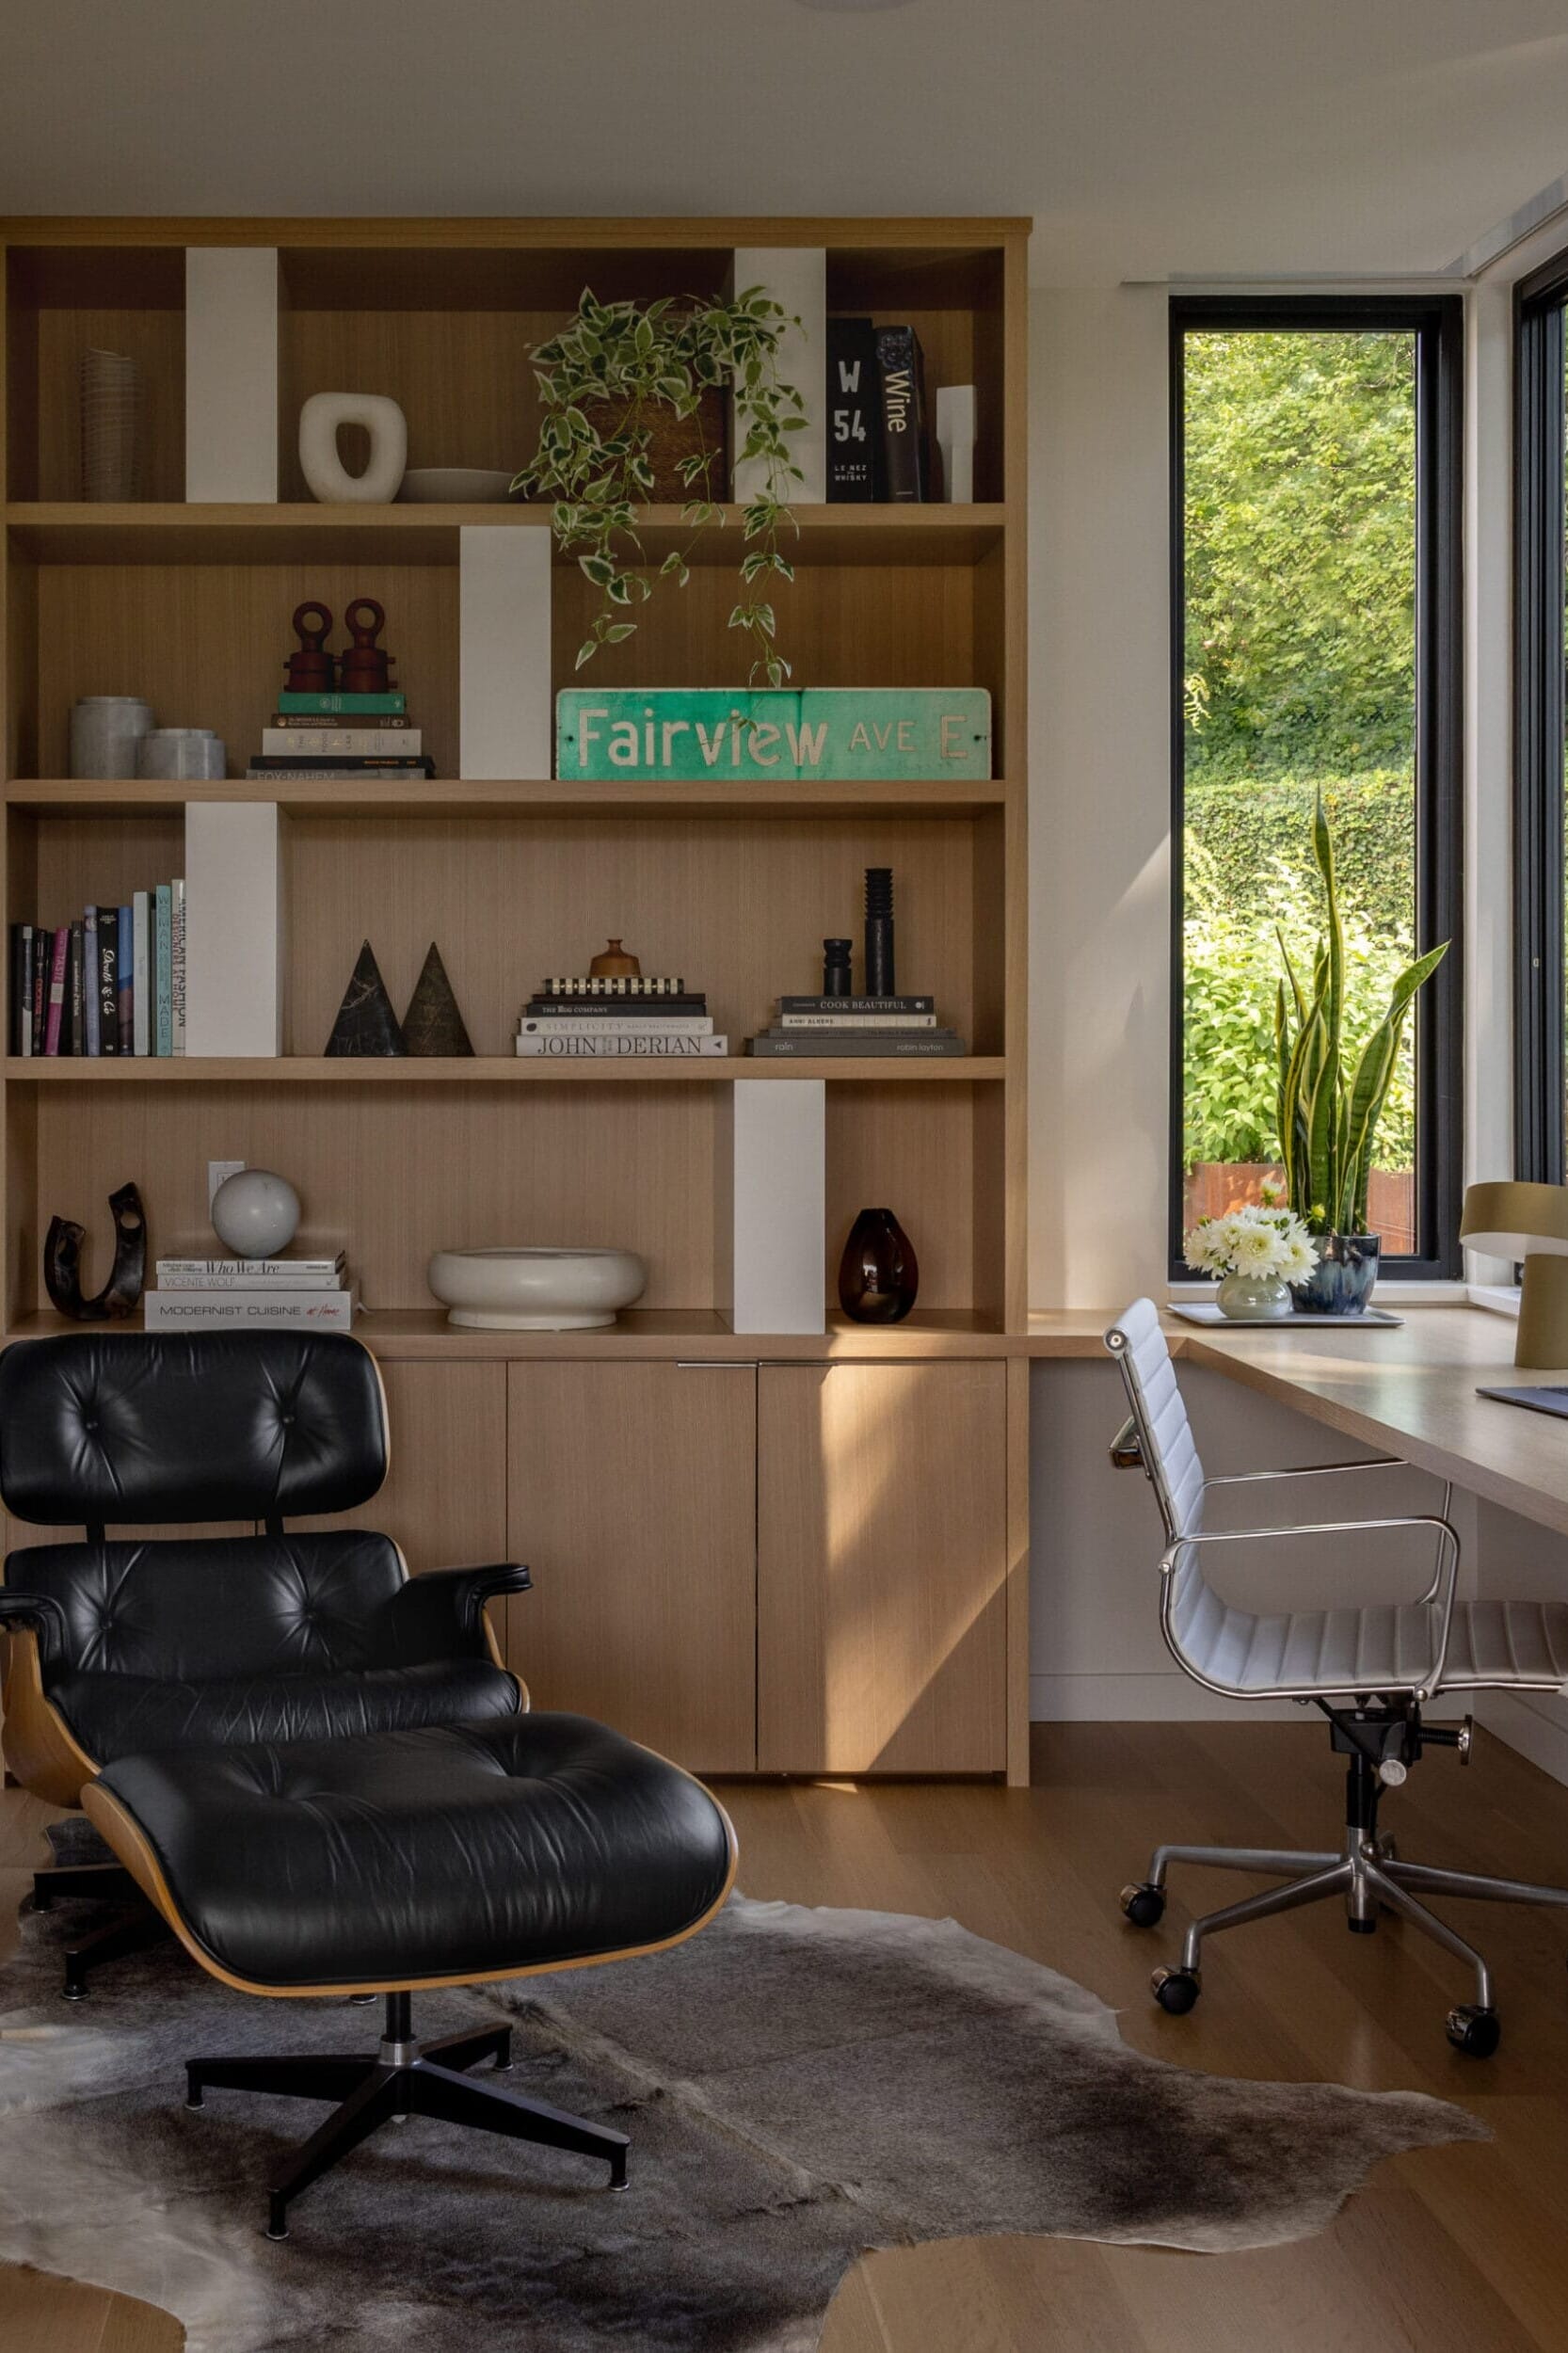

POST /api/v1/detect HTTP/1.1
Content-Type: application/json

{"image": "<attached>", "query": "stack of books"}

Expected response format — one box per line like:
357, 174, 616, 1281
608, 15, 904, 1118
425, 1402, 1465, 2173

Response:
246, 690, 436, 784
143, 1250, 354, 1332
516, 975, 728, 1059
826, 322, 931, 502
749, 993, 967, 1058
11, 885, 184, 1057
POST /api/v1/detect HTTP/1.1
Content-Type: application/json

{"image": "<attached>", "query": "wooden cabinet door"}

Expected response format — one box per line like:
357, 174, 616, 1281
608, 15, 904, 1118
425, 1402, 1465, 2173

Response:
505, 1362, 757, 1773
758, 1361, 1007, 1774
288, 1359, 509, 1577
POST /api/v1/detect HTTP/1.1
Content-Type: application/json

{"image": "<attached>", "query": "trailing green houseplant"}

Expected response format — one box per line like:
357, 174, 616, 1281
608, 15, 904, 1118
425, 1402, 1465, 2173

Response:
514, 286, 807, 682
1273, 791, 1447, 1256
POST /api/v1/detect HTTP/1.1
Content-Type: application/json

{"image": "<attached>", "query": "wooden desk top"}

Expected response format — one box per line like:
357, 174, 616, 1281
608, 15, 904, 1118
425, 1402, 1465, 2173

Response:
1129, 1306, 1568, 1541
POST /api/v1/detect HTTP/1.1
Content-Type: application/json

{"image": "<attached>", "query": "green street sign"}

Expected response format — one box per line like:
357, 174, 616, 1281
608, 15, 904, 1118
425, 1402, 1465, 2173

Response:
556, 688, 991, 782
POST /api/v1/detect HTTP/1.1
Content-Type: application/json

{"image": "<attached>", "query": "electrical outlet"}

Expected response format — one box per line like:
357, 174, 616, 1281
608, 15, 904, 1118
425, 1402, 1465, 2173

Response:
208, 1159, 245, 1211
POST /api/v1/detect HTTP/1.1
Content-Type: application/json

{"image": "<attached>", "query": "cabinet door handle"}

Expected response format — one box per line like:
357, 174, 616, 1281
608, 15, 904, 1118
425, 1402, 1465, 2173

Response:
676, 1360, 759, 1369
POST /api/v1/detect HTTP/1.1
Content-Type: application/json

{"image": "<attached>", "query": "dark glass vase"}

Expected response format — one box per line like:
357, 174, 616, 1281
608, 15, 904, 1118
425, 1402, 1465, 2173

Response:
839, 1208, 919, 1323
1289, 1231, 1381, 1315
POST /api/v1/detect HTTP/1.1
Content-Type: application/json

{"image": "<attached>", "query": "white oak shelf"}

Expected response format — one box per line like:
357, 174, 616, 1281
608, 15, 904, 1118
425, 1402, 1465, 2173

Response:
4, 1054, 1007, 1084
5, 501, 1009, 568
8, 776, 1008, 818
3, 1305, 1020, 1360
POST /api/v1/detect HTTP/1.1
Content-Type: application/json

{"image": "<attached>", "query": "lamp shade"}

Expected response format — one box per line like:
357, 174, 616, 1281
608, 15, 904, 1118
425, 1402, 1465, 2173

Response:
1459, 1180, 1568, 1259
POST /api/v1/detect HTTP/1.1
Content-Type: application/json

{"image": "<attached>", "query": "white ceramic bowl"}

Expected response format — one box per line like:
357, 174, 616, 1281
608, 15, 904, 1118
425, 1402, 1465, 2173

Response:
398, 467, 516, 504
427, 1245, 647, 1329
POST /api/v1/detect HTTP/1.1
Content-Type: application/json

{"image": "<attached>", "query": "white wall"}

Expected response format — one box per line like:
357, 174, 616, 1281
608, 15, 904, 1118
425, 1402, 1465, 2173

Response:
1029, 288, 1174, 1312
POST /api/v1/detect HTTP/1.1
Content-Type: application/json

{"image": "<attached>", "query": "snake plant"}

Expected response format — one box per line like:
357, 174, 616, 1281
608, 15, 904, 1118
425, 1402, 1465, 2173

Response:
1273, 792, 1447, 1236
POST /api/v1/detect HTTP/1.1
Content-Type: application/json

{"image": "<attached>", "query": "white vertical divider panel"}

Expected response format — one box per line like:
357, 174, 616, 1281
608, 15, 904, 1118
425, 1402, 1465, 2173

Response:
459, 526, 552, 779
729, 249, 827, 504
715, 1080, 826, 1335
184, 804, 283, 1056
184, 249, 280, 502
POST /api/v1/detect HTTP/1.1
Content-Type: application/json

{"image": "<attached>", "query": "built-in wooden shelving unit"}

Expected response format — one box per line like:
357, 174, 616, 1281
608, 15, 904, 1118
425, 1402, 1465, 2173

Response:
0, 215, 1031, 1780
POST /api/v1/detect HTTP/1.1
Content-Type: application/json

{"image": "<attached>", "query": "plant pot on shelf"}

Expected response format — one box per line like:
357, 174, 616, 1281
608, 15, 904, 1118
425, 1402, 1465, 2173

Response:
1215, 1270, 1293, 1321
1289, 1232, 1381, 1317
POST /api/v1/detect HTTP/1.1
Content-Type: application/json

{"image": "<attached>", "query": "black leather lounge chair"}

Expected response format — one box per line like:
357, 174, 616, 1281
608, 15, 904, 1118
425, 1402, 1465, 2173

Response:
0, 1330, 737, 2235
0, 1329, 527, 1996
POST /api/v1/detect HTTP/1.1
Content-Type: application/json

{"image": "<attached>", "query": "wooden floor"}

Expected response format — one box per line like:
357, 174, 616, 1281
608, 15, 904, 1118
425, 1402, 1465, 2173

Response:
8, 1721, 1568, 2349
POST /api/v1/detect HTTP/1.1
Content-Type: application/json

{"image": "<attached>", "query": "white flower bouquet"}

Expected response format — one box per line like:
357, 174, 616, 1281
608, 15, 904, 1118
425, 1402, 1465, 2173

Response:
1185, 1198, 1320, 1284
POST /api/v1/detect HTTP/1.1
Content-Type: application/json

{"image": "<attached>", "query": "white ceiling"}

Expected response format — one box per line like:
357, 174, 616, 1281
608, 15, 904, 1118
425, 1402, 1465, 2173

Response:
4, 0, 1568, 283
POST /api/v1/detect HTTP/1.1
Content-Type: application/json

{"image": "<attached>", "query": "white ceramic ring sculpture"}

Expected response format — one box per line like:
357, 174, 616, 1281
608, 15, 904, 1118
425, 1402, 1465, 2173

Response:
298, 392, 408, 504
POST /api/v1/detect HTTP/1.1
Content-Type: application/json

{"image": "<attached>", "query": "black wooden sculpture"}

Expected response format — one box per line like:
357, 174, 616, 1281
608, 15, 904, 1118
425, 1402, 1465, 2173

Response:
44, 1180, 147, 1321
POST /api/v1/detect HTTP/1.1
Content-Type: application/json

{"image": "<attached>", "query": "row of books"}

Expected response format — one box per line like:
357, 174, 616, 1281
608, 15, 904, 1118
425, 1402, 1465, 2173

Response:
827, 322, 931, 503
248, 689, 436, 784
750, 993, 968, 1058
516, 973, 727, 1057
143, 1250, 355, 1331
11, 887, 184, 1057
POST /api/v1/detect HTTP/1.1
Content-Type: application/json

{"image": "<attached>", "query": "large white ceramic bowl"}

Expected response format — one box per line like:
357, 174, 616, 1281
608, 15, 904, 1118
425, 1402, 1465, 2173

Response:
426, 1245, 647, 1330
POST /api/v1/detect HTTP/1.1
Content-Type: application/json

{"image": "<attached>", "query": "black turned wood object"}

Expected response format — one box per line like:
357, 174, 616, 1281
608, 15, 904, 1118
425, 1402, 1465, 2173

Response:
44, 1180, 147, 1320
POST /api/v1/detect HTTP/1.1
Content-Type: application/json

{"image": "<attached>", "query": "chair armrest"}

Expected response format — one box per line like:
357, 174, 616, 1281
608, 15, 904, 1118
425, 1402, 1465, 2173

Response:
381, 1562, 532, 1665
1204, 1458, 1405, 1487
0, 1587, 69, 1669
1164, 1513, 1461, 1697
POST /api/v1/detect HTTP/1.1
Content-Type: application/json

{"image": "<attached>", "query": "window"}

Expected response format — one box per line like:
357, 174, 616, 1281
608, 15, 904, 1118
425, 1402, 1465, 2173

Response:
1169, 296, 1464, 1280
1515, 257, 1568, 1182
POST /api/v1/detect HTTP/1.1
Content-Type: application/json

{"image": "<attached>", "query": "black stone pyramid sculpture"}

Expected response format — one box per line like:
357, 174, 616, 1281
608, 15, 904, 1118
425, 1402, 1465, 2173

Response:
325, 939, 406, 1056
402, 941, 474, 1056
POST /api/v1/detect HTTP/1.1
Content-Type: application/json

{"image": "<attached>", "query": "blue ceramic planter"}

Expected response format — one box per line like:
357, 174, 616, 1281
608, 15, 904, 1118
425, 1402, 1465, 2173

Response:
1290, 1232, 1381, 1316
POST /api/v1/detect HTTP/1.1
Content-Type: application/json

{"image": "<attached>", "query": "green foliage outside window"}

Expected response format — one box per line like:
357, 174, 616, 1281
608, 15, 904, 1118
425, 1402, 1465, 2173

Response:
1181, 329, 1419, 1182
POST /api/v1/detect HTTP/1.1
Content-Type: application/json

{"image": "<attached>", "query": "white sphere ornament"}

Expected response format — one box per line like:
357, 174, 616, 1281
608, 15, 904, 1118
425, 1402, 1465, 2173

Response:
212, 1169, 302, 1260
297, 392, 408, 504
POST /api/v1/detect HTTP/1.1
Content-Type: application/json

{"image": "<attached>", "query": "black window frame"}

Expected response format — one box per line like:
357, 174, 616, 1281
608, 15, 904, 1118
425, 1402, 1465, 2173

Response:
1514, 251, 1568, 1183
1168, 294, 1465, 1283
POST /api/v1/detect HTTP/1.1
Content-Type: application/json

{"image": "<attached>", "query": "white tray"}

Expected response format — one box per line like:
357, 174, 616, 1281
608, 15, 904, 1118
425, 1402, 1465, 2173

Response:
1170, 1303, 1403, 1329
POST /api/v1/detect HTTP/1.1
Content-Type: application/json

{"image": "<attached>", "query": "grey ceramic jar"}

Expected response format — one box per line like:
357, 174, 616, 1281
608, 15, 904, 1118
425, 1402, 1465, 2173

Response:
70, 695, 152, 779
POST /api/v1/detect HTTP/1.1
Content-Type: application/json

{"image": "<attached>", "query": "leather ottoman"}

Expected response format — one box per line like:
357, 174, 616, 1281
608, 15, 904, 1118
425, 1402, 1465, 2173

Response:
84, 1714, 736, 2235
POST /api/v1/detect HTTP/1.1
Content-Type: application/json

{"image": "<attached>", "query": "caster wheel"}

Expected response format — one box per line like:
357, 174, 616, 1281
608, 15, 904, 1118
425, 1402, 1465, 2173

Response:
1152, 1964, 1201, 2015
1446, 2005, 1501, 2057
1120, 1882, 1166, 1929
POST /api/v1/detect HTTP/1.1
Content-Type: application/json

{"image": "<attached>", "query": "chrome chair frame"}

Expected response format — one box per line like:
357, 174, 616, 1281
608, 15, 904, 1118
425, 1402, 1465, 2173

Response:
1105, 1303, 1568, 2053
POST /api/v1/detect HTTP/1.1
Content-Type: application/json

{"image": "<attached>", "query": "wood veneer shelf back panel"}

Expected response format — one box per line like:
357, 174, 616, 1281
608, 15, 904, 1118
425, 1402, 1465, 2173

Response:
23, 559, 458, 779
17, 1079, 984, 1317
282, 808, 994, 1058
5, 248, 186, 504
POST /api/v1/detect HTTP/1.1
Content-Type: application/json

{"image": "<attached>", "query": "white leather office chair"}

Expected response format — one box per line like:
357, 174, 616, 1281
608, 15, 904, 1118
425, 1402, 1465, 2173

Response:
1106, 1296, 1568, 2055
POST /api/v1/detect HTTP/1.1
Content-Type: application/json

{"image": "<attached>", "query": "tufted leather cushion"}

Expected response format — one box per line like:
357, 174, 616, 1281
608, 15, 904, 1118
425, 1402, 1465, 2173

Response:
95, 1717, 736, 1989
7, 1531, 520, 1762
51, 1657, 518, 1759
9, 1532, 408, 1681
0, 1332, 387, 1526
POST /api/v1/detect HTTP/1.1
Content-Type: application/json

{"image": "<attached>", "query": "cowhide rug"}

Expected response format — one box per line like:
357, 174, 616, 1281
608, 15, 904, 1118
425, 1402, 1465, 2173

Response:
0, 1892, 1484, 2352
